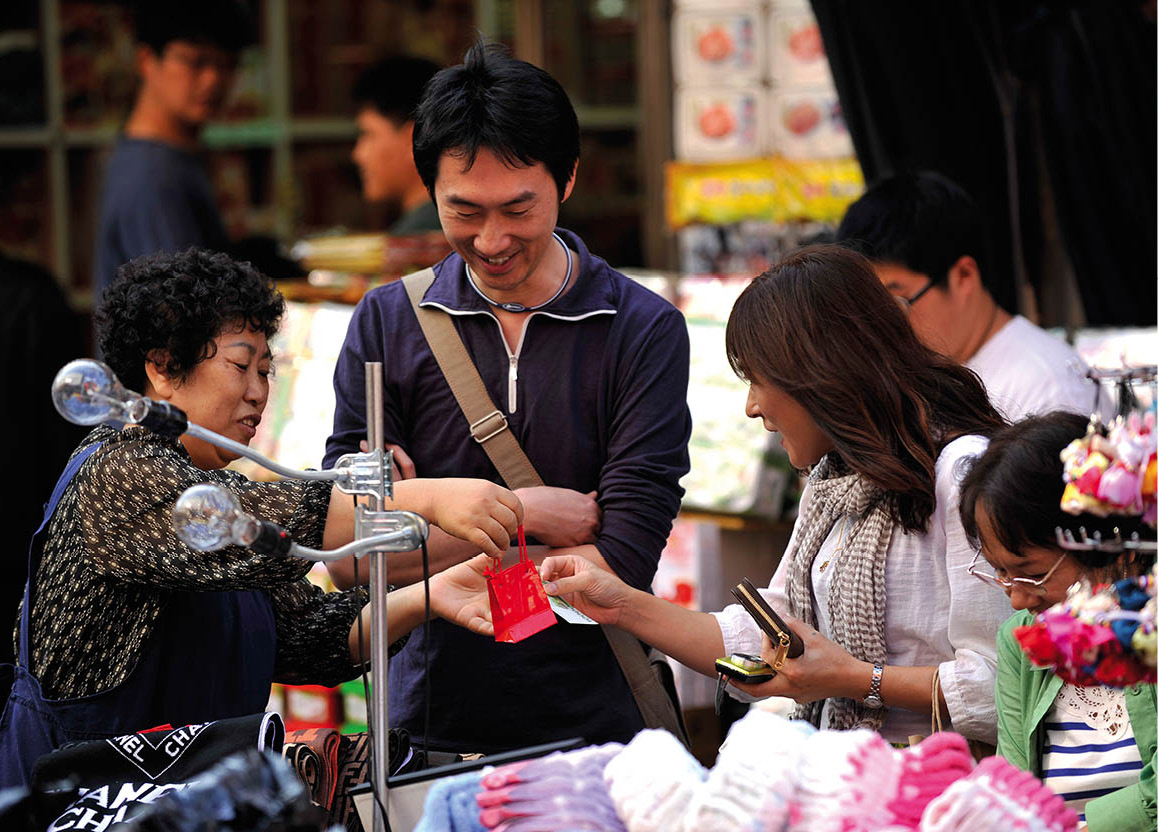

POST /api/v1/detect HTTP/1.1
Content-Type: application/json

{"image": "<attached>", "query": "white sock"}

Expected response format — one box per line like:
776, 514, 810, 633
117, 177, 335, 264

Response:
603, 729, 706, 832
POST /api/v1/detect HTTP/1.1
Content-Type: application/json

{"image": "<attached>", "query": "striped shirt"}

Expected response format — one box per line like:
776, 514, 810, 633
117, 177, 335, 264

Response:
1041, 686, 1145, 822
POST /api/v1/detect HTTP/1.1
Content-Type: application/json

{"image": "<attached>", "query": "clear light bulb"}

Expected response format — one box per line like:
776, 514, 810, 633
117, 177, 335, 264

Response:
51, 359, 132, 426
173, 483, 254, 551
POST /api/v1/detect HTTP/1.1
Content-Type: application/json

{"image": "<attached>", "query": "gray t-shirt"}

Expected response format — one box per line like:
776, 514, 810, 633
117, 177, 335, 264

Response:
94, 137, 229, 295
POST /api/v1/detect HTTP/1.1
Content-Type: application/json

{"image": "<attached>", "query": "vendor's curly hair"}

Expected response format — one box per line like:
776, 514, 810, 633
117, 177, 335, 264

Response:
96, 248, 284, 393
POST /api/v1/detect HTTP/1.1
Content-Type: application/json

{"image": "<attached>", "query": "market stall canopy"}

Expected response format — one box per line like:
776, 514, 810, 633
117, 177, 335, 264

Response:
810, 0, 1156, 326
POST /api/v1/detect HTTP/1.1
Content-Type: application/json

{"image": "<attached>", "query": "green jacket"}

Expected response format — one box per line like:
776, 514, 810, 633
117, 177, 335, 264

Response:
996, 610, 1156, 832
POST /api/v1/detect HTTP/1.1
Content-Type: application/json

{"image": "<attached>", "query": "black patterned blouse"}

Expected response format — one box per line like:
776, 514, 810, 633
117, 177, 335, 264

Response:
15, 425, 368, 700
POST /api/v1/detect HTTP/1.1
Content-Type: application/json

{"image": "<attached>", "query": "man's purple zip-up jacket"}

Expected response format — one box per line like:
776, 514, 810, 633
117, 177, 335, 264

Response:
324, 228, 691, 752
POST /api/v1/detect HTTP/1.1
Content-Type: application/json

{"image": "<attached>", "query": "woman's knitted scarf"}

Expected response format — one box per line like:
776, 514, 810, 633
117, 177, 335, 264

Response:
784, 454, 895, 732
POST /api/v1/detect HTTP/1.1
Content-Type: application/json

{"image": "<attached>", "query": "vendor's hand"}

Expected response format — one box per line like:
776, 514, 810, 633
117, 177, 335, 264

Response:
359, 440, 416, 479
516, 486, 601, 548
540, 555, 633, 626
732, 616, 869, 704
418, 479, 523, 558
429, 554, 494, 637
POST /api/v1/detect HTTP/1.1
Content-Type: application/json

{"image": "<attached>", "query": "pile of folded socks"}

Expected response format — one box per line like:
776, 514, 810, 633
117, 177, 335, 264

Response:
921, 756, 1078, 832
603, 711, 1076, 832
887, 732, 977, 828
789, 727, 903, 832
416, 712, 1077, 832
603, 729, 706, 831
415, 771, 487, 832
476, 743, 626, 831
683, 710, 813, 832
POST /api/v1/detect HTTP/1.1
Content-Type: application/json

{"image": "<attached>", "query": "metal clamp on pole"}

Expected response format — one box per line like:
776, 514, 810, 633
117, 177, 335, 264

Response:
356, 507, 427, 555
332, 447, 394, 500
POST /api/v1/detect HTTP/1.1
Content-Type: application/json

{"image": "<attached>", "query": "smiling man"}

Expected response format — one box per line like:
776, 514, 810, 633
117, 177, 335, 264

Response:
94, 1, 252, 296
325, 41, 692, 754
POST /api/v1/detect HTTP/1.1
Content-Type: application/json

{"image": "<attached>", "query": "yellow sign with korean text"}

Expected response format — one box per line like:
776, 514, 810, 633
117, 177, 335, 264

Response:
665, 157, 865, 229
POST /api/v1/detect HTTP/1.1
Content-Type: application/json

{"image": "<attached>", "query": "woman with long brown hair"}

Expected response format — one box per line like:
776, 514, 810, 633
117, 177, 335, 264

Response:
540, 244, 1012, 744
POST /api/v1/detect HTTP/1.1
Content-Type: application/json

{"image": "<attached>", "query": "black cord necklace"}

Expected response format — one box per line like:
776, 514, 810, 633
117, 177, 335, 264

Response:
465, 231, 572, 313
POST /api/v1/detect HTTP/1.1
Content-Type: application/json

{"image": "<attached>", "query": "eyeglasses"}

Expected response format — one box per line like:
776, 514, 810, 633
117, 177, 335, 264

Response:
967, 549, 1069, 596
891, 279, 936, 314
903, 279, 937, 306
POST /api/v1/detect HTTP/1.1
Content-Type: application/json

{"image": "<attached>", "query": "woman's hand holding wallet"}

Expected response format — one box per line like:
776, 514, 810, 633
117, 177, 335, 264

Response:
734, 616, 874, 704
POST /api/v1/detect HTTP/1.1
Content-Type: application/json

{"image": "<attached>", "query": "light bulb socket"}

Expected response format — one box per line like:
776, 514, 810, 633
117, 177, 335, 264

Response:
130, 398, 189, 437
248, 520, 294, 557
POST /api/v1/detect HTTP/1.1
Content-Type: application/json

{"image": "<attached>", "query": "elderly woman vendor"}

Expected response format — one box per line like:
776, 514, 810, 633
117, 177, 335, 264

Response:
0, 248, 520, 789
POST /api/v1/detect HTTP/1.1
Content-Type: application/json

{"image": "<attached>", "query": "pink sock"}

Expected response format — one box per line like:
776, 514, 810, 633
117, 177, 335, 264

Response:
966, 756, 1079, 831
887, 733, 975, 828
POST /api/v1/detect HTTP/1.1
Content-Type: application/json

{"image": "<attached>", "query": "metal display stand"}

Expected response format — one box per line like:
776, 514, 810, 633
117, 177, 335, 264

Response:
51, 358, 418, 831
365, 362, 392, 832
1056, 363, 1158, 557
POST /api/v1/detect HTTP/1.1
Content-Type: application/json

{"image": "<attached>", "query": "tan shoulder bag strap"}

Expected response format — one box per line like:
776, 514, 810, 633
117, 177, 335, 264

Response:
402, 269, 542, 491
401, 268, 689, 747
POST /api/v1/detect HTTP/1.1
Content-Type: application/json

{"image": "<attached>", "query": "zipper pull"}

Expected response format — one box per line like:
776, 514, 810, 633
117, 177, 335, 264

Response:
508, 355, 518, 414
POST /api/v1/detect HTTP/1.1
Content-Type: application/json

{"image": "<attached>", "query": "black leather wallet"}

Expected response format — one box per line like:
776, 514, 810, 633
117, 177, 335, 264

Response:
730, 577, 805, 658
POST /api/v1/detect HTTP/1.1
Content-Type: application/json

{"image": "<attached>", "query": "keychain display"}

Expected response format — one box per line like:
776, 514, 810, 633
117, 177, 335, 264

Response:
1059, 410, 1157, 526
484, 526, 557, 644
1016, 366, 1158, 686
1013, 565, 1157, 687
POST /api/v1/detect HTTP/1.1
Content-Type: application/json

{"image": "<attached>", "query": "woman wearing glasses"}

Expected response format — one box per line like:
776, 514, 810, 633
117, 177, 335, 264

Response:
960, 411, 1155, 832
541, 245, 1012, 746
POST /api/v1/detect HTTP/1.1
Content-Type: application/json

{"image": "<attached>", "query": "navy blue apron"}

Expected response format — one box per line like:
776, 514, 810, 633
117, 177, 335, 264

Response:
0, 442, 278, 790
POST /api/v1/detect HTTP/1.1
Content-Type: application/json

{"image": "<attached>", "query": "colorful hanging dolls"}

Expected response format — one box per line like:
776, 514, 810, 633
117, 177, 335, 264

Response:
1017, 373, 1157, 687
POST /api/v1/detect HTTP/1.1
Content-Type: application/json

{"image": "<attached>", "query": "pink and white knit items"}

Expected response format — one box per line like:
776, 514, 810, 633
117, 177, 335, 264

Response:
788, 728, 906, 832
603, 730, 706, 832
477, 743, 627, 831
887, 733, 976, 828
598, 713, 1069, 832
683, 709, 815, 832
919, 756, 1078, 832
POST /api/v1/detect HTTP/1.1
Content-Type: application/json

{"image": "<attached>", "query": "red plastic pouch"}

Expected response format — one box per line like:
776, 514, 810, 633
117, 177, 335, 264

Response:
485, 526, 557, 643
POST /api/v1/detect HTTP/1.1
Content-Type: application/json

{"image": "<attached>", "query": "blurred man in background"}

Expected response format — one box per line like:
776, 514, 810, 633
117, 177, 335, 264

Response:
94, 1, 252, 296
837, 171, 1104, 422
351, 56, 442, 235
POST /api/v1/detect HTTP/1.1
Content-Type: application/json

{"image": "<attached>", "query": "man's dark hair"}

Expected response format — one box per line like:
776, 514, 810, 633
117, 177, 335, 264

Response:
353, 56, 440, 126
836, 171, 995, 296
133, 0, 255, 55
96, 248, 284, 394
412, 39, 580, 200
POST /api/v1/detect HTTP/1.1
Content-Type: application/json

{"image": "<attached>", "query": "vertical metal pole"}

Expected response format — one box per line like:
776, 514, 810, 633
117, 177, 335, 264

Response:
365, 362, 389, 832
266, 0, 294, 243
42, 0, 71, 291
638, 0, 677, 272
513, 0, 545, 67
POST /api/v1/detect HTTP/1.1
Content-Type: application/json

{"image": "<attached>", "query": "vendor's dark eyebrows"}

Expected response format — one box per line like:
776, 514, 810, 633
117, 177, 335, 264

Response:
444, 191, 536, 208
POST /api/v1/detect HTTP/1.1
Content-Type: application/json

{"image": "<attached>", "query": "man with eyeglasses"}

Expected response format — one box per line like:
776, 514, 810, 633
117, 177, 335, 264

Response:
94, 1, 252, 297
836, 171, 1104, 423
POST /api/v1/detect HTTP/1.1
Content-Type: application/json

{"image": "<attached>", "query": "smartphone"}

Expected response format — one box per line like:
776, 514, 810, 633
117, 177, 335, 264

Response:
715, 653, 776, 684
730, 577, 805, 658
